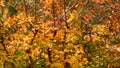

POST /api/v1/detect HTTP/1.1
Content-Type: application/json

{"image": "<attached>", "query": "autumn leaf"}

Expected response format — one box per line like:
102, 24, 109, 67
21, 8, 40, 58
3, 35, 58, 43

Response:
67, 13, 75, 23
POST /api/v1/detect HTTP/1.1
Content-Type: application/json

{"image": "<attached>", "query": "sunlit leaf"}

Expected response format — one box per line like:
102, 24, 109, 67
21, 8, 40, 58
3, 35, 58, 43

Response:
67, 13, 75, 23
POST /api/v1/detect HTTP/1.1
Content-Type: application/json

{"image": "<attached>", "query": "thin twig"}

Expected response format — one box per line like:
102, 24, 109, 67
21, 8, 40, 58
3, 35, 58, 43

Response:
57, 0, 79, 21
52, 0, 56, 27
23, 0, 28, 17
34, 0, 37, 21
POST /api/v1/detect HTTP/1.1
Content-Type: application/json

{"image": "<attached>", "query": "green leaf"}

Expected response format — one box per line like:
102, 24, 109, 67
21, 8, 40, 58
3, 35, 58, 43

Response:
6, 5, 17, 17
5, 0, 9, 2
14, 0, 21, 2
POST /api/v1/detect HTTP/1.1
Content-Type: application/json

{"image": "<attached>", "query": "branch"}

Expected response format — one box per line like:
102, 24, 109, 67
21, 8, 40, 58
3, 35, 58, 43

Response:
27, 29, 38, 68
47, 47, 52, 63
1, 35, 9, 55
0, 7, 9, 55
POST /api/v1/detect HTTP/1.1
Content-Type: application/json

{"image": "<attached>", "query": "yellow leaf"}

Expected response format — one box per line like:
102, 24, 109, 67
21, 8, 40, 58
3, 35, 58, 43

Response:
44, 54, 48, 59
105, 44, 110, 48
0, 60, 4, 68
51, 63, 64, 68
67, 13, 75, 23
79, 45, 85, 54
84, 35, 90, 42
92, 36, 100, 43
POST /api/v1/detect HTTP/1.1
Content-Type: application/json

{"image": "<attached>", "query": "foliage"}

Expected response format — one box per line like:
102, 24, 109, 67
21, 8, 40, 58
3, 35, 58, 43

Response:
0, 0, 120, 68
